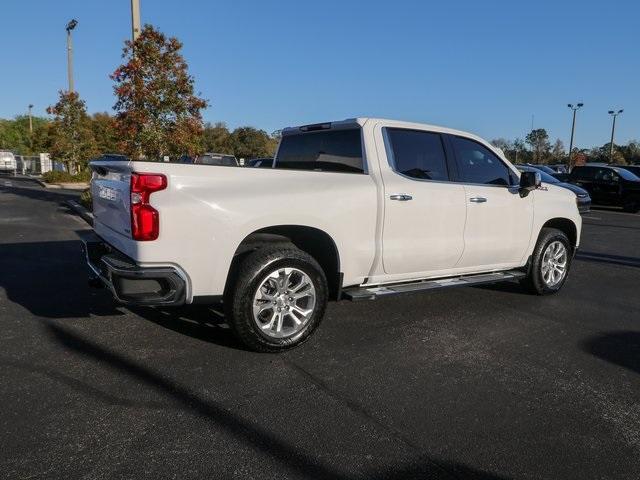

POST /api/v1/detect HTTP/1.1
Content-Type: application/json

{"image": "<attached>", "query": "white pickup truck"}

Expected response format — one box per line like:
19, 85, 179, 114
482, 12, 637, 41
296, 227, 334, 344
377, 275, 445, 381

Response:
84, 118, 582, 352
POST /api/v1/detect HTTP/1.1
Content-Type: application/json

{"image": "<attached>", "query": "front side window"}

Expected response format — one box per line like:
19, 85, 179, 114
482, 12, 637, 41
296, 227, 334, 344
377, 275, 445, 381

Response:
595, 168, 619, 183
385, 128, 449, 181
275, 128, 364, 173
452, 136, 515, 186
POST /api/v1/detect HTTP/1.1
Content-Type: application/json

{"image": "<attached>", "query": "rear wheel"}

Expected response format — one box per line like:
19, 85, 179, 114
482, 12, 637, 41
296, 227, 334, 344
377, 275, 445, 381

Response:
225, 246, 328, 352
521, 228, 572, 295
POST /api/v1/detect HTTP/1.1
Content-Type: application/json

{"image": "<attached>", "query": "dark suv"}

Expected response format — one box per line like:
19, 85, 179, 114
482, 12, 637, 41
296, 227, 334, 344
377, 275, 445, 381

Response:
569, 165, 640, 212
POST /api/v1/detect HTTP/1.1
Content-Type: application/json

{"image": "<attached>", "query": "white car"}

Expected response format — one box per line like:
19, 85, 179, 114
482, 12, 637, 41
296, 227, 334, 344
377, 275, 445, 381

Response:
0, 151, 17, 176
84, 118, 582, 352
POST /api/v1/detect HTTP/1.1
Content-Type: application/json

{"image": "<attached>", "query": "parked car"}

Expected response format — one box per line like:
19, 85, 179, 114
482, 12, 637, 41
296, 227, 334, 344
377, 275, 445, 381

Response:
524, 163, 569, 182
523, 163, 556, 175
246, 157, 274, 168
195, 153, 238, 166
616, 164, 640, 178
0, 151, 17, 176
569, 165, 640, 212
548, 164, 568, 174
516, 165, 590, 213
84, 118, 582, 352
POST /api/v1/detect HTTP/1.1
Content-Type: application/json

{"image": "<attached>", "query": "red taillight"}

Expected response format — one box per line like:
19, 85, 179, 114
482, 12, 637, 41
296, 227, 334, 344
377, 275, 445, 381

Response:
130, 172, 167, 241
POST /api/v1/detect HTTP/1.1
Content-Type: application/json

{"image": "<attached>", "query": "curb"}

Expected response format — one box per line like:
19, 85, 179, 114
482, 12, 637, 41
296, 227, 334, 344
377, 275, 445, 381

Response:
27, 176, 88, 190
27, 176, 57, 189
65, 200, 94, 226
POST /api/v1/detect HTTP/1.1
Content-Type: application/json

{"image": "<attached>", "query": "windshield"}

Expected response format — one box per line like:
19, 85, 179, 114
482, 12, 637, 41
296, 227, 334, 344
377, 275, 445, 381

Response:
613, 167, 640, 181
197, 154, 237, 166
516, 166, 559, 184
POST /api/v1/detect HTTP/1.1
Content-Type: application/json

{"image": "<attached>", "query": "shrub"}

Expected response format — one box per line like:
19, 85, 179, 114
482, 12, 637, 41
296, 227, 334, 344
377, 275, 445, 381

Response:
42, 170, 74, 183
42, 169, 92, 184
80, 188, 93, 211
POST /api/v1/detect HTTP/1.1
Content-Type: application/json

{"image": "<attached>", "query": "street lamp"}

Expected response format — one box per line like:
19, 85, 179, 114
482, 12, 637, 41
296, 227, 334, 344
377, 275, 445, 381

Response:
608, 109, 624, 163
28, 104, 34, 151
567, 103, 583, 168
66, 19, 78, 93
131, 0, 141, 41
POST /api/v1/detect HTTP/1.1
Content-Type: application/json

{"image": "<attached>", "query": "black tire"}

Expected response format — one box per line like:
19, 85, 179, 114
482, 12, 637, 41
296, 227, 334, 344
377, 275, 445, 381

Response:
520, 227, 572, 295
224, 246, 328, 353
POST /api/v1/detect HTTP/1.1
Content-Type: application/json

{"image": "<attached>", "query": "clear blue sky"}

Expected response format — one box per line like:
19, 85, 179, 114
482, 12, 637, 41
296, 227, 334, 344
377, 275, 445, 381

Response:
2, 0, 638, 148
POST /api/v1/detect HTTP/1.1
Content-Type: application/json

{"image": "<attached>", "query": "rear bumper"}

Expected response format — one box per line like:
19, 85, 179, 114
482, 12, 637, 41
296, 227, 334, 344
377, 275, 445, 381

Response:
81, 232, 186, 306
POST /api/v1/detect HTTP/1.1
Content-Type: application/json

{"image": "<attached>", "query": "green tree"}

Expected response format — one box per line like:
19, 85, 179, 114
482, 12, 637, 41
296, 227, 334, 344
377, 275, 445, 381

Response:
202, 122, 232, 153
551, 139, 566, 162
621, 140, 640, 165
229, 126, 278, 159
0, 115, 51, 154
111, 25, 208, 160
525, 128, 550, 163
90, 112, 118, 154
46, 91, 98, 172
490, 138, 511, 153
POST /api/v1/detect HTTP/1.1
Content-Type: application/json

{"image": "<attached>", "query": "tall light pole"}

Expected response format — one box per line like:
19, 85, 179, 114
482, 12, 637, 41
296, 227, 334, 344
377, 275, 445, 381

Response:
567, 103, 583, 168
66, 19, 78, 93
131, 0, 141, 41
608, 109, 623, 163
28, 104, 34, 151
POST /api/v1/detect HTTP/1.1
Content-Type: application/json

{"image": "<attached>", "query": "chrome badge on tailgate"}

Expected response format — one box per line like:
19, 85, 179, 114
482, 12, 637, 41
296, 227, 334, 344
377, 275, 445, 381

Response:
97, 185, 118, 201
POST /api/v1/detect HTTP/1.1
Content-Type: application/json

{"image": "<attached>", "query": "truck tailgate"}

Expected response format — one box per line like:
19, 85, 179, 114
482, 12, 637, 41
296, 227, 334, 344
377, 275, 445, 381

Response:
90, 161, 133, 239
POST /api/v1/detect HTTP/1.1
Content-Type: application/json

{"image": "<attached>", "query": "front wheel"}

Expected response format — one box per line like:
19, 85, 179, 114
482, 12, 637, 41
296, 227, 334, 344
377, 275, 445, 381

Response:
521, 228, 572, 295
225, 246, 328, 352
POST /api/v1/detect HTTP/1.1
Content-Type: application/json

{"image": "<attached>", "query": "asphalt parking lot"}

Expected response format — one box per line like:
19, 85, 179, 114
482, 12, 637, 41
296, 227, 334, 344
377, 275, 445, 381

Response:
1, 177, 639, 480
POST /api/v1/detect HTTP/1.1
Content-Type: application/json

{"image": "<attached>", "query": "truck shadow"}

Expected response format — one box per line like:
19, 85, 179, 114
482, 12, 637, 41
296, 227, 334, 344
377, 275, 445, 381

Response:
126, 305, 246, 350
581, 331, 640, 375
42, 321, 511, 480
0, 240, 123, 319
574, 251, 640, 269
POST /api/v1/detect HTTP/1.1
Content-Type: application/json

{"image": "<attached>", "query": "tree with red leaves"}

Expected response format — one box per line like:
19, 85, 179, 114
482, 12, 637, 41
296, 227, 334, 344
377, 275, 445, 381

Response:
111, 25, 208, 160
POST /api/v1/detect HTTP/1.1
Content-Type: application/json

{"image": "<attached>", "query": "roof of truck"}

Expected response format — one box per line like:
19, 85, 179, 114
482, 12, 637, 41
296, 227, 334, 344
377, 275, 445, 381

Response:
282, 117, 494, 150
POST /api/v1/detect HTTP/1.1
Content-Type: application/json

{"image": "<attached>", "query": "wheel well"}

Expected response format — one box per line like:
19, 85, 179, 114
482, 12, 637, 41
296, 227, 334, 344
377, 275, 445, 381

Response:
229, 225, 342, 300
542, 218, 577, 249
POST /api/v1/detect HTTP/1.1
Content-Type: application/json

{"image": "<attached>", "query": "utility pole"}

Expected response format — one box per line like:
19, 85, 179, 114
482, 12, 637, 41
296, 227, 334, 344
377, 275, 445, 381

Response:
608, 109, 623, 163
66, 19, 78, 93
567, 103, 583, 169
131, 0, 141, 41
28, 104, 33, 152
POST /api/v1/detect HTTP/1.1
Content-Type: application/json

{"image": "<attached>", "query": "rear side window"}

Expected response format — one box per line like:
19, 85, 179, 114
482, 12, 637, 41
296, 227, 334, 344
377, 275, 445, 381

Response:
451, 136, 515, 186
385, 128, 449, 181
276, 129, 364, 173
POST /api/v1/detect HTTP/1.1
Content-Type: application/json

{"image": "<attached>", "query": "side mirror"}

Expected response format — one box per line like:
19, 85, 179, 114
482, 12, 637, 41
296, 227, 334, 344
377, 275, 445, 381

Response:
519, 171, 541, 197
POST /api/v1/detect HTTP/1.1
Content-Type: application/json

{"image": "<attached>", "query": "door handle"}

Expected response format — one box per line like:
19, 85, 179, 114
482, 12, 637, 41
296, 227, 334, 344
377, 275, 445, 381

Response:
469, 197, 487, 203
390, 194, 413, 201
